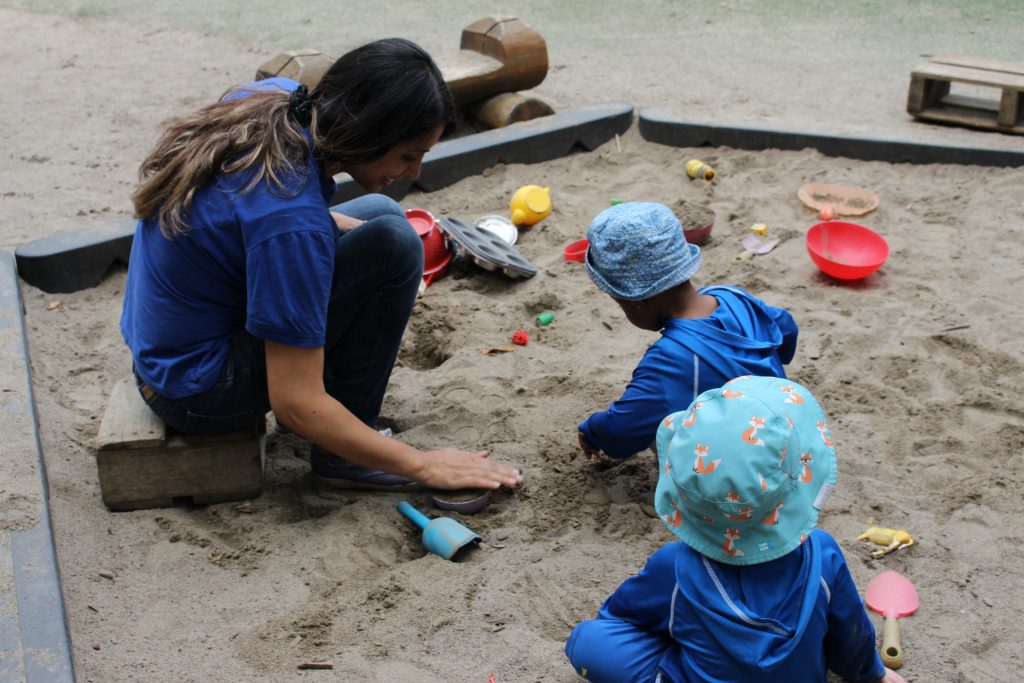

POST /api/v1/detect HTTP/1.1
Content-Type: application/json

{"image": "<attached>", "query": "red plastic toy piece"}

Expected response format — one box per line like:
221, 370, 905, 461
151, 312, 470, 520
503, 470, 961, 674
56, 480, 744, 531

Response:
512, 330, 529, 346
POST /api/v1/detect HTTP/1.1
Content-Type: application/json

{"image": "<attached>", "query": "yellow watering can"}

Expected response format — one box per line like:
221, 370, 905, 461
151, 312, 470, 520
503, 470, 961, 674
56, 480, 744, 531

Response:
510, 185, 552, 226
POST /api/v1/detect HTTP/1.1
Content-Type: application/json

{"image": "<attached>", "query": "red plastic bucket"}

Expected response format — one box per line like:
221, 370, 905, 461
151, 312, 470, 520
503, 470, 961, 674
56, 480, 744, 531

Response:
405, 208, 452, 286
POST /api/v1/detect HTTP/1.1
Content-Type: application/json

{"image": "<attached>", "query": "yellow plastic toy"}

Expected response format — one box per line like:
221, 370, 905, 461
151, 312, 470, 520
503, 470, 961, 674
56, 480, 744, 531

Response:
857, 526, 915, 558
685, 159, 716, 182
510, 185, 552, 226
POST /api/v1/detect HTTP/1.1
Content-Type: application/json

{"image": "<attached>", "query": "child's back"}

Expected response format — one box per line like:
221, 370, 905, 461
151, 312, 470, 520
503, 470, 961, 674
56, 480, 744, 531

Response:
568, 530, 879, 682
567, 376, 896, 683
578, 203, 797, 459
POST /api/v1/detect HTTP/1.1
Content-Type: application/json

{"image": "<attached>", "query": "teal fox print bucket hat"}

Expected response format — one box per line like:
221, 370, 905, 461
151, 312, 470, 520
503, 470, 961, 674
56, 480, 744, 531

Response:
654, 375, 837, 566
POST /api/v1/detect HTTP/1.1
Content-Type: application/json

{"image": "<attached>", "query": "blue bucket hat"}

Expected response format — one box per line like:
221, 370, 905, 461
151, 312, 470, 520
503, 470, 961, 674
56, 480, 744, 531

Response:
585, 202, 701, 301
654, 376, 837, 566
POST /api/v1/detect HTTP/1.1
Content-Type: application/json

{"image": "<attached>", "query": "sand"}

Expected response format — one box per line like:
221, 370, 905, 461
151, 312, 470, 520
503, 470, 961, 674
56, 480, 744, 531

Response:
3, 3, 1024, 682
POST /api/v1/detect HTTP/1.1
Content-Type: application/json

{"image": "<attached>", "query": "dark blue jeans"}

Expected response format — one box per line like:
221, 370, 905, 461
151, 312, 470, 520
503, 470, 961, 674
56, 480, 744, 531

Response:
136, 194, 423, 434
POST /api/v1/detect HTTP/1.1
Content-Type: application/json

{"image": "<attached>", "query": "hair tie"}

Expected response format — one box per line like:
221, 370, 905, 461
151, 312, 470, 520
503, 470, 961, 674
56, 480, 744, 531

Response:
288, 84, 314, 127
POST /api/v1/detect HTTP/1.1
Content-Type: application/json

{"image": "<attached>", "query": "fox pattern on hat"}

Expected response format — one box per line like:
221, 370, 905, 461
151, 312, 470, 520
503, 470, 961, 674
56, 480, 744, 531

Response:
654, 375, 837, 565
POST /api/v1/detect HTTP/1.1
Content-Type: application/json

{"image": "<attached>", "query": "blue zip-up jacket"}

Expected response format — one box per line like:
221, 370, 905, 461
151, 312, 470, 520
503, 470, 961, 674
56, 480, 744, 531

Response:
579, 286, 798, 459
566, 530, 885, 682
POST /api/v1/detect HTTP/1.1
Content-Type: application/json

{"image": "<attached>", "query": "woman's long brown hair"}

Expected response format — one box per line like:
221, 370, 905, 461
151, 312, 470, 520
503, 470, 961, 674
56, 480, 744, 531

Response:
131, 38, 455, 239
132, 90, 310, 238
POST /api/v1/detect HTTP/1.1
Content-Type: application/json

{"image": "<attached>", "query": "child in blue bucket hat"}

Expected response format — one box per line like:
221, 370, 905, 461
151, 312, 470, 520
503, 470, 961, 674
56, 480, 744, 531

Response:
566, 376, 905, 683
578, 202, 799, 461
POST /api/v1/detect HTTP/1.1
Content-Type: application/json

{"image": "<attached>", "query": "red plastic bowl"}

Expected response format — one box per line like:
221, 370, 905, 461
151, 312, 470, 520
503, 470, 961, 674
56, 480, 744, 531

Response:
806, 221, 889, 280
405, 208, 436, 237
563, 238, 589, 263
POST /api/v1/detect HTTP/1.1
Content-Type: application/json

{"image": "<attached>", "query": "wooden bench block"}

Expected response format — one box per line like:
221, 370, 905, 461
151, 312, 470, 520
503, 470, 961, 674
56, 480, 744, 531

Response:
908, 56, 1024, 134
96, 379, 265, 511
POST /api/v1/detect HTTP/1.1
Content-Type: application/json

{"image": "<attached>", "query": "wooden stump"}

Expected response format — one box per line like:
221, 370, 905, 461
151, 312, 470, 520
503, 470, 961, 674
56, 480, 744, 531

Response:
96, 379, 265, 511
470, 92, 554, 129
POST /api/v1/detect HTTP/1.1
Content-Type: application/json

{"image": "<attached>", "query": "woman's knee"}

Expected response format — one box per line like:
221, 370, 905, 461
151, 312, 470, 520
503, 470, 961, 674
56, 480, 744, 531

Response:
352, 215, 423, 275
334, 193, 404, 221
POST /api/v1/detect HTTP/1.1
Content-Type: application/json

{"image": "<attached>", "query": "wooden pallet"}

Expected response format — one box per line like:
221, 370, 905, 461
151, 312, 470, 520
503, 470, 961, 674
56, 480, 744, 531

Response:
908, 55, 1024, 135
96, 379, 265, 511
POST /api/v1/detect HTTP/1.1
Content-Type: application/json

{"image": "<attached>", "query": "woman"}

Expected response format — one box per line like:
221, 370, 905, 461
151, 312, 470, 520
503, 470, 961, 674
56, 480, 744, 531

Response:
122, 38, 522, 492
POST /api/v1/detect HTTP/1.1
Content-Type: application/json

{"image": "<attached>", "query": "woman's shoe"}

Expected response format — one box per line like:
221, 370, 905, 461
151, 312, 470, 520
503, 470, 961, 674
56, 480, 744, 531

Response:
310, 446, 424, 492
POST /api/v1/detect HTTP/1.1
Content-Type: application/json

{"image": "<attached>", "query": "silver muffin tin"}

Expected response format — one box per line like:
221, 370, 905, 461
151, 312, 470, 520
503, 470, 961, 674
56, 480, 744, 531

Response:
438, 216, 537, 279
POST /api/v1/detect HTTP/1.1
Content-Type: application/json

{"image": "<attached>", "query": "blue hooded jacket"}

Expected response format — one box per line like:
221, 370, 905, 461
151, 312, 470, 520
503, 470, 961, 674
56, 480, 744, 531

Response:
579, 286, 798, 458
566, 530, 885, 682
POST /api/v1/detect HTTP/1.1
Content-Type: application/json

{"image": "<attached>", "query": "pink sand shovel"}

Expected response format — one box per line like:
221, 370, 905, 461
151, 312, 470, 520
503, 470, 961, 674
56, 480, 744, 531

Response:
865, 570, 919, 670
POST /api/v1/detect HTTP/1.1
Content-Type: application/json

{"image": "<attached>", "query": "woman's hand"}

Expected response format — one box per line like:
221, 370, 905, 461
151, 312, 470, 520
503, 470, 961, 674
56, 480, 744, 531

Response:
415, 448, 523, 491
331, 211, 364, 233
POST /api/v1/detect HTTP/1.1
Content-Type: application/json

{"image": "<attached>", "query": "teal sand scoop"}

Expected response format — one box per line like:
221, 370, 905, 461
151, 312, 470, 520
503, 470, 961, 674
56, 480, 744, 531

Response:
397, 500, 480, 561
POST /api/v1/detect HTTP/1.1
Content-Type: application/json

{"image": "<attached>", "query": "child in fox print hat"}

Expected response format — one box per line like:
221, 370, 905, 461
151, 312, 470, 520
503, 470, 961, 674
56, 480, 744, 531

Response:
566, 376, 905, 683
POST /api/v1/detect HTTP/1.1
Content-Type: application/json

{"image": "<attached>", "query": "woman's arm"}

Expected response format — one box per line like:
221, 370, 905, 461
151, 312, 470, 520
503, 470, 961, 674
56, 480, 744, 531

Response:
330, 211, 363, 233
265, 341, 522, 490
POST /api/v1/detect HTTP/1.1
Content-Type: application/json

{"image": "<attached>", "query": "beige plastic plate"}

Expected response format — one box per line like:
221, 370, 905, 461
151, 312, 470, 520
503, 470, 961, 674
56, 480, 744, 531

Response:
798, 183, 879, 216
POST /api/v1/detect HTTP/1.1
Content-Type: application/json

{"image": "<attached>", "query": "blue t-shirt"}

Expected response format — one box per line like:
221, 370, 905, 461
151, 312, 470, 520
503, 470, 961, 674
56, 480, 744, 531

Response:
121, 78, 339, 399
579, 286, 798, 459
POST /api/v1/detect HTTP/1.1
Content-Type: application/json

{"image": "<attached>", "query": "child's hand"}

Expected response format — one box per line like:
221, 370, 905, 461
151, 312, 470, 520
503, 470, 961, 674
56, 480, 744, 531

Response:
577, 432, 602, 460
880, 667, 907, 683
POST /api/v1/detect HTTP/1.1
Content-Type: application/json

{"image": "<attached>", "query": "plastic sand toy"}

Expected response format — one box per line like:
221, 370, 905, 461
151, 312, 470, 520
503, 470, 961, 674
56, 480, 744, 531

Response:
563, 238, 588, 263
685, 159, 716, 181
509, 185, 552, 226
857, 526, 915, 557
798, 182, 879, 217
806, 221, 889, 280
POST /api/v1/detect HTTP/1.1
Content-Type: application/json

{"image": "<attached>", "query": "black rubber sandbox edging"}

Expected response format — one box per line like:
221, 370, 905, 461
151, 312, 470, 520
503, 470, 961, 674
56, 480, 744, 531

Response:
330, 100, 635, 203
639, 108, 1024, 167
14, 101, 635, 294
0, 250, 76, 682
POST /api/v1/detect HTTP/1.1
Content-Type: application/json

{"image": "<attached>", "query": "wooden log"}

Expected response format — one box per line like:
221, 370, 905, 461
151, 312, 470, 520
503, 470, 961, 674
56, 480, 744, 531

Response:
255, 17, 548, 110
255, 49, 334, 89
446, 16, 549, 107
469, 92, 554, 129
